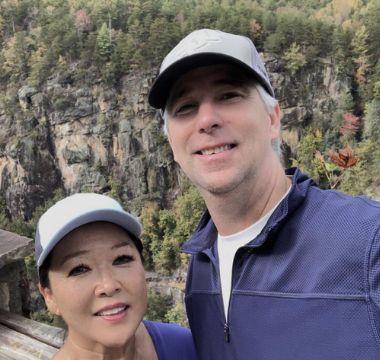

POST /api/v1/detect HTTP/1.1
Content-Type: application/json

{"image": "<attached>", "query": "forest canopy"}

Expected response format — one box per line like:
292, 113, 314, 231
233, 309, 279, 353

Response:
0, 0, 378, 98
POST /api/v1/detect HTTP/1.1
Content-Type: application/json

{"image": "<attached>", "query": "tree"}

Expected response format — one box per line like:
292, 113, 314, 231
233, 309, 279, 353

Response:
75, 9, 92, 33
339, 112, 361, 139
352, 25, 370, 85
2, 31, 33, 82
96, 22, 113, 60
363, 96, 380, 140
283, 42, 307, 75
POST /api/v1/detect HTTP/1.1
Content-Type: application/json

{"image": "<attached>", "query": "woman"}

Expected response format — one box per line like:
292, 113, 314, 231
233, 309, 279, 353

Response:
35, 193, 198, 359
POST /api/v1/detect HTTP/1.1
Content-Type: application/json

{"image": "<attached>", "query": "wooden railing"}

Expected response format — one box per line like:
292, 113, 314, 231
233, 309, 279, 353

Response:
0, 309, 64, 359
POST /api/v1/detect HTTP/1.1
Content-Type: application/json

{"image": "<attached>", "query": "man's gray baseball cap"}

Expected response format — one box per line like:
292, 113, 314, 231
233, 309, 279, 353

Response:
148, 28, 274, 110
35, 193, 143, 269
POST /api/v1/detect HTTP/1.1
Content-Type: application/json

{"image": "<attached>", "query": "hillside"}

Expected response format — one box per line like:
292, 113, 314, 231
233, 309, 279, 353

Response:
0, 0, 379, 323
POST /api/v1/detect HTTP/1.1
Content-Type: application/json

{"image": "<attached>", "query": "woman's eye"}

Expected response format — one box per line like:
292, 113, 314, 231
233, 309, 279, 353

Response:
68, 264, 89, 277
113, 255, 134, 265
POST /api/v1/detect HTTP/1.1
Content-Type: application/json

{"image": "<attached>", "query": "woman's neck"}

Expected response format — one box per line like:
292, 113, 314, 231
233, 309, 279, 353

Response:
53, 323, 157, 360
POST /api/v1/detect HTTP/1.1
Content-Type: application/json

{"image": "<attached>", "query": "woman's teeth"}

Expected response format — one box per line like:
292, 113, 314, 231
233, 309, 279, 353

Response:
97, 306, 126, 316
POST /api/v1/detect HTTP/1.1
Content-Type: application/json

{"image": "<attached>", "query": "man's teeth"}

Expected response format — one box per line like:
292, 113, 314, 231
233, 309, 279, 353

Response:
97, 306, 126, 316
201, 144, 231, 155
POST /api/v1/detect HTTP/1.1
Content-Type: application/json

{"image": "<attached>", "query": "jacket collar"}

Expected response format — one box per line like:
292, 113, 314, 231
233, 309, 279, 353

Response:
181, 168, 314, 254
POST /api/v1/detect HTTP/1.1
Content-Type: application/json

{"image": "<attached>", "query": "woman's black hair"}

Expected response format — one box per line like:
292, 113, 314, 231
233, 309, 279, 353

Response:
38, 252, 52, 289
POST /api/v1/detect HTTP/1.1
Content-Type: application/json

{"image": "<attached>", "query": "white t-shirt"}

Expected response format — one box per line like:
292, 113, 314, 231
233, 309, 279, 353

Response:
217, 187, 291, 319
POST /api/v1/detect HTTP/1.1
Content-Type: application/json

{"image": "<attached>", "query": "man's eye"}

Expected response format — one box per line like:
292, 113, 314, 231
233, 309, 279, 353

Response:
68, 264, 90, 277
113, 255, 134, 265
174, 103, 196, 116
220, 92, 242, 101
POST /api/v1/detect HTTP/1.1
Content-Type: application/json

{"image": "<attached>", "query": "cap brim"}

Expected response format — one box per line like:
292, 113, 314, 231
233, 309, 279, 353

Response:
148, 53, 273, 110
36, 209, 142, 268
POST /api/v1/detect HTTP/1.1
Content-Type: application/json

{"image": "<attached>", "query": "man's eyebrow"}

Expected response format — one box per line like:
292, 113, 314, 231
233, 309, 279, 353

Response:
212, 78, 251, 89
167, 86, 189, 108
168, 78, 248, 109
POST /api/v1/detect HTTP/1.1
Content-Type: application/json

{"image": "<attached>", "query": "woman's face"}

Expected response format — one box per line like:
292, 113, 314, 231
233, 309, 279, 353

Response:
40, 221, 147, 351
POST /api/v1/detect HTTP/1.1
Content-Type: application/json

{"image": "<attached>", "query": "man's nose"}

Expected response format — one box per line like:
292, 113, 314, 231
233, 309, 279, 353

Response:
196, 101, 222, 134
94, 269, 121, 297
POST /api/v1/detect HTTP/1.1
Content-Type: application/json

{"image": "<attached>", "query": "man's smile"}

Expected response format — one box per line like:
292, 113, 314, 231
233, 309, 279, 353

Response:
195, 143, 236, 156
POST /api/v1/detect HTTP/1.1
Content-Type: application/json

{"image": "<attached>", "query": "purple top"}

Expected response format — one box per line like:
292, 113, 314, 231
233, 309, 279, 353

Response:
144, 320, 198, 360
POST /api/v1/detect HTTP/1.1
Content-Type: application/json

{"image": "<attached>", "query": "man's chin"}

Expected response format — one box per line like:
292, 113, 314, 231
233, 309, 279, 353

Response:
198, 180, 243, 196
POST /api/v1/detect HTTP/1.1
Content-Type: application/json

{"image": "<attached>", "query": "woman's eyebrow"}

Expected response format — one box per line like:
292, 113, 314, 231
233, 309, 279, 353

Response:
59, 250, 89, 266
111, 241, 132, 250
59, 242, 132, 265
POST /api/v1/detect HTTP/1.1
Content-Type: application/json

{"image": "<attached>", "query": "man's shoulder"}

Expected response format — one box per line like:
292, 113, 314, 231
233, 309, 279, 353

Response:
305, 185, 380, 217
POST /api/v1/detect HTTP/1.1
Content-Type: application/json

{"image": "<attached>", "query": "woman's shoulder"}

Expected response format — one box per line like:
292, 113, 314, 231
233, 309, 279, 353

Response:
144, 320, 191, 336
144, 320, 198, 360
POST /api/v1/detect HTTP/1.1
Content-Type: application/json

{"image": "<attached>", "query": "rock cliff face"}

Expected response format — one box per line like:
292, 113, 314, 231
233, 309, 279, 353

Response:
0, 57, 346, 219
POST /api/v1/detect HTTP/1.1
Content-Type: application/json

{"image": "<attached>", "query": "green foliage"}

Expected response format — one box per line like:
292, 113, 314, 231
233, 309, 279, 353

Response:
293, 128, 325, 183
0, 0, 375, 99
145, 289, 188, 326
283, 43, 307, 75
1, 31, 33, 82
165, 301, 187, 327
331, 26, 355, 80
140, 203, 162, 270
363, 96, 380, 140
264, 11, 333, 58
145, 289, 172, 322
108, 175, 123, 202
339, 139, 380, 196
96, 22, 113, 60
140, 185, 205, 275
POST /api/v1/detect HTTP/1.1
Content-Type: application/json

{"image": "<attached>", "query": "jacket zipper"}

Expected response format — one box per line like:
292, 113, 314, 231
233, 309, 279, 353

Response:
224, 322, 230, 342
223, 248, 243, 343
224, 247, 251, 343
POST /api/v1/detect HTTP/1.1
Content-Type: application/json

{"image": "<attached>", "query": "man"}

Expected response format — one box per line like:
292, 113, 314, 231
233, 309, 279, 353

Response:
148, 29, 380, 359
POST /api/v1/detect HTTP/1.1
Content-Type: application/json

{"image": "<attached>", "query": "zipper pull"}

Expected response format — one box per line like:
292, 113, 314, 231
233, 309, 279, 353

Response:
224, 323, 230, 343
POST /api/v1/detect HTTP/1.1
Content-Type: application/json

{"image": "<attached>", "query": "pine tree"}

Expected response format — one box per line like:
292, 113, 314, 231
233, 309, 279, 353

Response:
96, 22, 112, 60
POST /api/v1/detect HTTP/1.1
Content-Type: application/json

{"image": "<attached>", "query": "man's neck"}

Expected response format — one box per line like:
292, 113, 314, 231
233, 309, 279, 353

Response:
202, 165, 291, 236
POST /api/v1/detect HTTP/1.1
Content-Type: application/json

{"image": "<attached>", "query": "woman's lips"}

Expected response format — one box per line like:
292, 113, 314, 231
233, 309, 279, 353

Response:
94, 304, 129, 322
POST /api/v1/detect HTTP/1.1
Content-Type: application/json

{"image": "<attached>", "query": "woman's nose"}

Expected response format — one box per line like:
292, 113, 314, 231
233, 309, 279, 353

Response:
94, 269, 121, 297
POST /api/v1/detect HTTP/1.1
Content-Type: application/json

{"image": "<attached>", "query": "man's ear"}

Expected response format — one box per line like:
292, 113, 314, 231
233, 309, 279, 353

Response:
38, 284, 61, 316
269, 103, 281, 139
166, 129, 178, 162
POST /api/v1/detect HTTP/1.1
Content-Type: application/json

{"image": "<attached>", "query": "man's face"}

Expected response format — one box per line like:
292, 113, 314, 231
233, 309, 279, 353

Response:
165, 64, 281, 196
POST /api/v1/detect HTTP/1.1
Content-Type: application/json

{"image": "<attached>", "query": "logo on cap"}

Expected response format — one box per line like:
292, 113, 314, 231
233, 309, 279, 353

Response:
162, 30, 222, 70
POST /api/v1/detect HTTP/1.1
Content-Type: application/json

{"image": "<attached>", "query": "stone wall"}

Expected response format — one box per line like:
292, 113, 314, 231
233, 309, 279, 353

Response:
0, 229, 33, 315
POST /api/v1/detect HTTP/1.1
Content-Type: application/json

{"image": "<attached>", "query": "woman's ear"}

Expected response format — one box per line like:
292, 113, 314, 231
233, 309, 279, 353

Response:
38, 284, 61, 316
